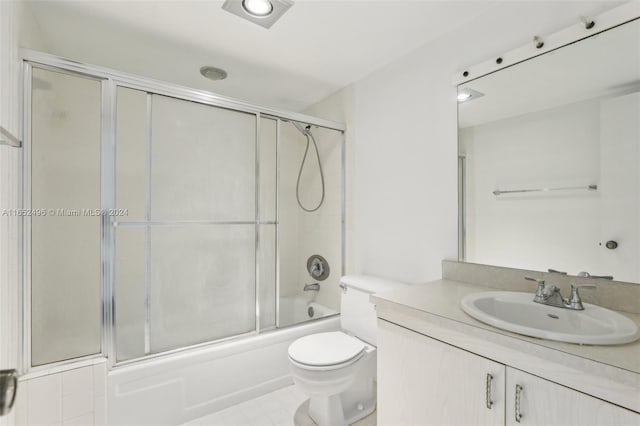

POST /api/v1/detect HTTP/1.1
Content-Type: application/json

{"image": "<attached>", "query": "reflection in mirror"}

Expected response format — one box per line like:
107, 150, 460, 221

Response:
458, 19, 640, 283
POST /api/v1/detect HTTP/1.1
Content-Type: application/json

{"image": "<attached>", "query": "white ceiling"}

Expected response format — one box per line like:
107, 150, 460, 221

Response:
23, 1, 624, 112
23, 0, 498, 111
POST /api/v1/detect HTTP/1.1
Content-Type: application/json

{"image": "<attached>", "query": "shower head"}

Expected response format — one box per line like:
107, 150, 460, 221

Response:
292, 121, 312, 136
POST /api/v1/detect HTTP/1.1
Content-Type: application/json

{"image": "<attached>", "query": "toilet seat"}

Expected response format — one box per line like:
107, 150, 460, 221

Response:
288, 332, 366, 370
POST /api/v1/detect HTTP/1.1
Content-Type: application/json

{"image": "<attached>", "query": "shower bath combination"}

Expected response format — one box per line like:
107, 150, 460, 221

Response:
18, 49, 345, 425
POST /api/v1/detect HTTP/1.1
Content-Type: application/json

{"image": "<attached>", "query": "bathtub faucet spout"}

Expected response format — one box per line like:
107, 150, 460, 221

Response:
304, 283, 320, 292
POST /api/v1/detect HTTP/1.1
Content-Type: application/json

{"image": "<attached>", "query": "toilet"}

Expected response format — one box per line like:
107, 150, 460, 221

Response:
288, 275, 407, 426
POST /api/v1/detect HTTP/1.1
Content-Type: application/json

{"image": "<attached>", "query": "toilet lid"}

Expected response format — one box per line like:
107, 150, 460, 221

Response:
288, 331, 366, 367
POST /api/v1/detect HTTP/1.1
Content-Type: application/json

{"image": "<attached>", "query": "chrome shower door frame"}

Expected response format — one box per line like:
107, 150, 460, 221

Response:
20, 49, 346, 373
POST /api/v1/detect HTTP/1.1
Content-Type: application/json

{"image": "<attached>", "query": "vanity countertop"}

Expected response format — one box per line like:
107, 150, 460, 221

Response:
371, 279, 640, 412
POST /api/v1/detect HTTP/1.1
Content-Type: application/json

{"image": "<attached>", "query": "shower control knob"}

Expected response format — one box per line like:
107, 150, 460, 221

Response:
605, 240, 618, 250
307, 255, 330, 281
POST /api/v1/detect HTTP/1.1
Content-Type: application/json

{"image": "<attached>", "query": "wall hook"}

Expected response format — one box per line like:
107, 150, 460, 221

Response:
533, 36, 544, 49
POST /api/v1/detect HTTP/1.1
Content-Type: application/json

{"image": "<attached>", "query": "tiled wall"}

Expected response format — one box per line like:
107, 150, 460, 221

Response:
13, 362, 106, 426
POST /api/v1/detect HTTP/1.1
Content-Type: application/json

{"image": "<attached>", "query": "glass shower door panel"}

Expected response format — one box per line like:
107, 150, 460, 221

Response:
30, 68, 102, 366
150, 95, 256, 222
259, 224, 276, 330
149, 226, 256, 353
115, 87, 147, 221
114, 227, 146, 362
260, 117, 277, 222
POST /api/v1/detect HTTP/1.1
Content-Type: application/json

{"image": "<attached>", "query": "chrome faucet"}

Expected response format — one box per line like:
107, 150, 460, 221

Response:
525, 277, 595, 310
304, 283, 320, 292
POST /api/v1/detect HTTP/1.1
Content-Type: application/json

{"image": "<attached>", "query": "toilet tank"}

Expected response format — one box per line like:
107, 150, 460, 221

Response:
340, 275, 407, 346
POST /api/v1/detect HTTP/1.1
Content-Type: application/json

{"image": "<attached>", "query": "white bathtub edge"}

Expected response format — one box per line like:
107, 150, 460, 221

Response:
108, 316, 339, 426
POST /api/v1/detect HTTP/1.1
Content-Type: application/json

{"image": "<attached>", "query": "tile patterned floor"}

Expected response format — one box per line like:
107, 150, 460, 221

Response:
182, 386, 306, 426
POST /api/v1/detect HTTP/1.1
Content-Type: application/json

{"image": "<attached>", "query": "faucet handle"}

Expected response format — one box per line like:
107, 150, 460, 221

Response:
566, 284, 596, 310
525, 277, 546, 301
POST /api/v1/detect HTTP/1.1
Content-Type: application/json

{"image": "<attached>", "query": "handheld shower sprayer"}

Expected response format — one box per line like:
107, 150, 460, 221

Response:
292, 121, 325, 212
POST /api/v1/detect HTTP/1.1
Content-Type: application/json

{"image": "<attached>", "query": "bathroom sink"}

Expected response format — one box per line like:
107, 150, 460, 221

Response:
460, 291, 640, 345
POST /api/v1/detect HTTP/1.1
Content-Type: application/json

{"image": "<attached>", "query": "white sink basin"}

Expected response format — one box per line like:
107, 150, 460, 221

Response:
460, 291, 640, 345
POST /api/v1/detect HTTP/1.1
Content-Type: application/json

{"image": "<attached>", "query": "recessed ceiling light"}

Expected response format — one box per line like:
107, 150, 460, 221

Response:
242, 0, 273, 17
457, 88, 484, 103
200, 66, 228, 81
222, 0, 293, 29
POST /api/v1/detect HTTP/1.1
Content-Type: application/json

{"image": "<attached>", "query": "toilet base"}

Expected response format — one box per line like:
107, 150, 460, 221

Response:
294, 399, 377, 426
290, 346, 377, 426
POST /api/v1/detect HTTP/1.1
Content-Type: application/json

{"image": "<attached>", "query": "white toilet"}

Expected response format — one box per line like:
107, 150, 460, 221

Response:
288, 275, 406, 426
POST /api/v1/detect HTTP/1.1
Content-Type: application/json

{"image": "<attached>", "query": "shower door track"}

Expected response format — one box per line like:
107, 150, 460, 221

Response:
21, 50, 345, 131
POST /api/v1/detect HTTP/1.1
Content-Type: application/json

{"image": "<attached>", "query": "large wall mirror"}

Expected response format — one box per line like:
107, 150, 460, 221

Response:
458, 18, 640, 283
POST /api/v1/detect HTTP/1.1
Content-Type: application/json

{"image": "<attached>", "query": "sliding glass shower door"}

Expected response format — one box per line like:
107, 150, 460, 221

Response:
114, 89, 276, 361
29, 68, 103, 366
25, 55, 342, 370
27, 70, 284, 367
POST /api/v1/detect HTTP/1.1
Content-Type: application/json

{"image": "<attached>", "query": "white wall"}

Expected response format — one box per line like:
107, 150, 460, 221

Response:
351, 50, 458, 284
309, 1, 619, 285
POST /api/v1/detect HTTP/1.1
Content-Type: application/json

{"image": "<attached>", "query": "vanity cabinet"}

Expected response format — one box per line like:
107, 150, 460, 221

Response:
505, 368, 640, 426
377, 320, 640, 426
377, 320, 505, 426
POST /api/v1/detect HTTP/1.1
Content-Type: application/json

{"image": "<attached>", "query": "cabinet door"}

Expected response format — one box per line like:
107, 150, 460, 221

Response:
506, 367, 640, 426
377, 320, 505, 426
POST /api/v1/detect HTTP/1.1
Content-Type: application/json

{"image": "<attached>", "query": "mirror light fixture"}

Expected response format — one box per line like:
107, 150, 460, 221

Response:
222, 0, 294, 29
457, 88, 484, 103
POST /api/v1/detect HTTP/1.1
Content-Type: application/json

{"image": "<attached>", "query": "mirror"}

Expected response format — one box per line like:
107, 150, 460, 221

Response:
458, 18, 640, 283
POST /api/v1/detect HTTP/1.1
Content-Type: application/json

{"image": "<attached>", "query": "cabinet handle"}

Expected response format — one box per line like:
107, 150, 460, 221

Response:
515, 384, 524, 423
485, 373, 493, 409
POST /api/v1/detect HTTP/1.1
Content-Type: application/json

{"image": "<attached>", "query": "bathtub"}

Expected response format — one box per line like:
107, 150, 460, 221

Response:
278, 297, 338, 327
108, 315, 340, 426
